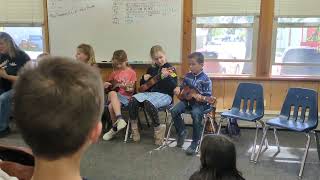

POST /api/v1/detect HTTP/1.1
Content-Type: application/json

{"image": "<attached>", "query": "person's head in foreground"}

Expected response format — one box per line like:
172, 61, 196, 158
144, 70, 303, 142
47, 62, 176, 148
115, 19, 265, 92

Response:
190, 135, 245, 180
13, 57, 104, 180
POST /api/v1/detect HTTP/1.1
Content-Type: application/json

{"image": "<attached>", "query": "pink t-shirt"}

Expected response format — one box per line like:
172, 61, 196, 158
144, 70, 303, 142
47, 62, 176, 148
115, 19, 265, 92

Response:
107, 67, 137, 97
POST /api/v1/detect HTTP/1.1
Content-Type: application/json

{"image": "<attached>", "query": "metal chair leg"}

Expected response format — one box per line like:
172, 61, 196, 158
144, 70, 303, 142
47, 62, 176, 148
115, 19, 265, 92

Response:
250, 122, 259, 162
273, 128, 280, 153
313, 131, 320, 161
164, 109, 170, 125
299, 133, 311, 178
217, 117, 224, 135
209, 116, 216, 134
124, 120, 130, 143
163, 122, 173, 147
257, 120, 269, 150
196, 116, 207, 153
254, 125, 269, 163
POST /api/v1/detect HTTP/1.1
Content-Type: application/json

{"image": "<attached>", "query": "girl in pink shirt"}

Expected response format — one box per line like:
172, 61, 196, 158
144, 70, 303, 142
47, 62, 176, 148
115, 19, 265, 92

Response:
103, 50, 137, 141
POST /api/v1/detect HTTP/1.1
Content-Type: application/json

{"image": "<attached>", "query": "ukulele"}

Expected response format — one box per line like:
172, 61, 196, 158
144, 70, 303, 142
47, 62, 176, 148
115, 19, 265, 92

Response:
178, 86, 216, 104
138, 67, 175, 92
104, 80, 121, 94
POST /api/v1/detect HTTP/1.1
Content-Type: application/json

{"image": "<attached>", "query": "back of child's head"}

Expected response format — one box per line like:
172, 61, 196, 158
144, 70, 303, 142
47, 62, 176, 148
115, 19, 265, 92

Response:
188, 52, 204, 64
36, 52, 50, 60
190, 135, 243, 180
77, 43, 96, 65
13, 57, 104, 160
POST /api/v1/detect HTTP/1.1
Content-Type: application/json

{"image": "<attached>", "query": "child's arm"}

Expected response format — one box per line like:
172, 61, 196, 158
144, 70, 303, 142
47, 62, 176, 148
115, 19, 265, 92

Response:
124, 70, 137, 93
194, 79, 212, 102
159, 67, 178, 91
105, 71, 115, 88
201, 79, 212, 97
174, 76, 187, 96
140, 66, 153, 86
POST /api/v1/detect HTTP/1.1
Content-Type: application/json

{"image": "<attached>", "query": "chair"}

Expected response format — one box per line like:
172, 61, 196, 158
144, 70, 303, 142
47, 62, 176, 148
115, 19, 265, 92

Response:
218, 83, 265, 161
254, 88, 320, 178
124, 104, 173, 143
161, 98, 217, 153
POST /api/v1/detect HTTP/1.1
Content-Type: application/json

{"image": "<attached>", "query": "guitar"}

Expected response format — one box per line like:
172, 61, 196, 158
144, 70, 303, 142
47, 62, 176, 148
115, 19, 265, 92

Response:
177, 86, 216, 104
138, 67, 175, 92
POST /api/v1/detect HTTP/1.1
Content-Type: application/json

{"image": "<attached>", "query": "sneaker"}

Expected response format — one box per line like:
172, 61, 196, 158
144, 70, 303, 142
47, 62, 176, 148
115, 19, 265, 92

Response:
116, 118, 127, 131
0, 127, 10, 138
154, 124, 166, 146
102, 129, 117, 141
176, 130, 188, 148
185, 143, 198, 156
131, 125, 140, 142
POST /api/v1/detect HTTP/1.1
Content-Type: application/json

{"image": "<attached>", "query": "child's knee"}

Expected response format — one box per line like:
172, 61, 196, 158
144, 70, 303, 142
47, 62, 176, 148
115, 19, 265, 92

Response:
170, 107, 180, 116
108, 91, 117, 99
191, 111, 203, 121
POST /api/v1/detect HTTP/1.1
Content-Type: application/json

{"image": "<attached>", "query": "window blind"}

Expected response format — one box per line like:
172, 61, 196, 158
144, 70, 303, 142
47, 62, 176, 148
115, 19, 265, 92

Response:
0, 0, 44, 24
193, 0, 261, 16
275, 0, 320, 16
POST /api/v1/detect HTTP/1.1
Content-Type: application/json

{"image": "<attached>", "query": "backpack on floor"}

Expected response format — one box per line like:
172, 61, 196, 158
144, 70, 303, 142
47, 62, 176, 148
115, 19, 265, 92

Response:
225, 118, 240, 136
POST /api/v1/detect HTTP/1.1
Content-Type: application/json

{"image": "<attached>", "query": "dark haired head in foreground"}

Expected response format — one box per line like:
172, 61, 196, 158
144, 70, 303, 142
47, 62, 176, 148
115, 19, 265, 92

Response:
190, 135, 245, 180
14, 57, 103, 180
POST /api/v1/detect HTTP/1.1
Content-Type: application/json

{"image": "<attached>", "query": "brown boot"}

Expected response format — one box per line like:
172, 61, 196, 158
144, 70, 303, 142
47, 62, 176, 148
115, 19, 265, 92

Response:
154, 124, 166, 145
131, 121, 140, 142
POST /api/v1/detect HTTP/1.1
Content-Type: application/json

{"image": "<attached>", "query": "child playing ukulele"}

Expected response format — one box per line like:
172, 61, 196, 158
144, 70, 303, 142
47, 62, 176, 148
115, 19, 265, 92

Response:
171, 52, 212, 155
128, 45, 177, 145
103, 50, 136, 140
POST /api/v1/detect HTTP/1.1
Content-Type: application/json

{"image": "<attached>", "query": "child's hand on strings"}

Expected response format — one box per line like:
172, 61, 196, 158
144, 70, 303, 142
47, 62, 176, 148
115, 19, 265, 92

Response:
104, 82, 112, 89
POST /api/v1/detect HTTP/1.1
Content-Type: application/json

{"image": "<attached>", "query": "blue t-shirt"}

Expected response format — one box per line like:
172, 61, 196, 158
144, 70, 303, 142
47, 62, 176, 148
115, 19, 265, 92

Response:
0, 50, 30, 91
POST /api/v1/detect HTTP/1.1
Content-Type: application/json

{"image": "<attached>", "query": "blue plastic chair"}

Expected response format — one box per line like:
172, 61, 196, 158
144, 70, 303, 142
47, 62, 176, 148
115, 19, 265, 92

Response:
219, 83, 265, 161
254, 88, 320, 178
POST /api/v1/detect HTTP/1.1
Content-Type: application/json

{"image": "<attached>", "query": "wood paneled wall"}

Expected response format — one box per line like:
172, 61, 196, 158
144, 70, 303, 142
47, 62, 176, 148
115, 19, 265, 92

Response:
213, 79, 319, 112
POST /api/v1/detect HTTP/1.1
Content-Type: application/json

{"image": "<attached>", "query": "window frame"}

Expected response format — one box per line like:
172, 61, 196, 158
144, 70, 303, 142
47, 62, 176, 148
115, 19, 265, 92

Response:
192, 15, 260, 76
271, 17, 320, 76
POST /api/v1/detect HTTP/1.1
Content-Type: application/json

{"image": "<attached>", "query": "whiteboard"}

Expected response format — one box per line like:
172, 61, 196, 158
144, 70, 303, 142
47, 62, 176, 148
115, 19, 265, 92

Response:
47, 0, 183, 63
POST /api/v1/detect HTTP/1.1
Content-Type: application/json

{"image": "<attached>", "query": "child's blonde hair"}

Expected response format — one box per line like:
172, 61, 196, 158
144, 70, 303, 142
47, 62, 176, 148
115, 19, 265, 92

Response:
112, 50, 128, 67
150, 45, 165, 59
77, 44, 96, 66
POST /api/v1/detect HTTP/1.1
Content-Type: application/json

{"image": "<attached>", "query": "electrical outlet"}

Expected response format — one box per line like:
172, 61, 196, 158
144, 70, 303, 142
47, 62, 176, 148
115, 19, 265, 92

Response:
264, 100, 266, 107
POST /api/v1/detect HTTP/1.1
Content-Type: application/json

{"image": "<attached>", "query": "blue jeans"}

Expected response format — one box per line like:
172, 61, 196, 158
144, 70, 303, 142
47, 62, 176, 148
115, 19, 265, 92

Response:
170, 101, 210, 145
0, 89, 13, 131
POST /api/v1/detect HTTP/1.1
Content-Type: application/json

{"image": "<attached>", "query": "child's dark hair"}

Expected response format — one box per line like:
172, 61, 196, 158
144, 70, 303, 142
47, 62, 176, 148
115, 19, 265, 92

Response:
190, 135, 244, 180
188, 52, 204, 64
13, 57, 104, 160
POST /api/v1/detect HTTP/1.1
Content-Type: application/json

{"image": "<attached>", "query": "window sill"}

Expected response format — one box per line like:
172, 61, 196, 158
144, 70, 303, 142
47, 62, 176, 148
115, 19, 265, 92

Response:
209, 75, 320, 81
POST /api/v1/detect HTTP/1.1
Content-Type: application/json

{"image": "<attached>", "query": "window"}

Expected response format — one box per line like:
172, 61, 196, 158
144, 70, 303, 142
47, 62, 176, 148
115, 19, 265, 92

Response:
195, 16, 258, 75
1, 27, 44, 59
272, 18, 320, 76
0, 0, 44, 59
